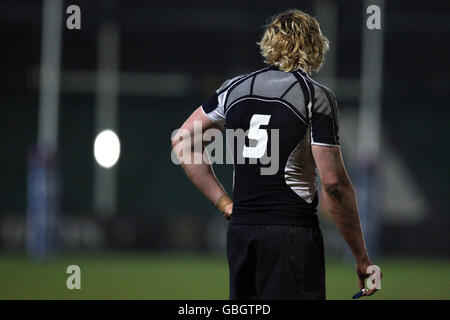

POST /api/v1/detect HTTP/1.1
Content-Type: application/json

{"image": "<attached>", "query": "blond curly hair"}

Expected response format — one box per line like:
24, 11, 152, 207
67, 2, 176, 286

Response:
258, 9, 329, 74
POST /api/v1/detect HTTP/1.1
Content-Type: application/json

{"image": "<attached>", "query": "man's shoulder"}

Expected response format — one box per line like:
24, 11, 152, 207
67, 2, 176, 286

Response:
302, 74, 335, 98
216, 75, 246, 94
217, 66, 273, 94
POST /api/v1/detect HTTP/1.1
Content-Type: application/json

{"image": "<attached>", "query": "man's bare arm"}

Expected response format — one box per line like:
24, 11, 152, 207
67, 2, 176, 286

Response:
171, 107, 233, 218
312, 145, 379, 295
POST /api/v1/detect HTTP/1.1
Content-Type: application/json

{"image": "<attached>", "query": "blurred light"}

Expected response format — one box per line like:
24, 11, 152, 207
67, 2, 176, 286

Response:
94, 130, 120, 168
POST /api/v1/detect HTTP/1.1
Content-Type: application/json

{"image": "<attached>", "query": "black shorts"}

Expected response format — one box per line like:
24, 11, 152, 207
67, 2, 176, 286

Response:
226, 223, 325, 300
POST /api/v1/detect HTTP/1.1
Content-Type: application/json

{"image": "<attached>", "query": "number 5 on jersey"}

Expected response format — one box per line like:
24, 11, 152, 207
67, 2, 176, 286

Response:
242, 114, 271, 159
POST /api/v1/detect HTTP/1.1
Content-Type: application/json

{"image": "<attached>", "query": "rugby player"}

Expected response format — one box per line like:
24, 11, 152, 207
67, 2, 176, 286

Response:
172, 9, 381, 300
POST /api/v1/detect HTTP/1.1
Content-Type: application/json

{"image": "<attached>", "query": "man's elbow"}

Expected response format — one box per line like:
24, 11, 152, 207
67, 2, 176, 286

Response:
322, 178, 351, 197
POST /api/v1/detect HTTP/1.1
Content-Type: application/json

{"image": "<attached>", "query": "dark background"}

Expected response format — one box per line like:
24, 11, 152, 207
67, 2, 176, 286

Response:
0, 0, 449, 257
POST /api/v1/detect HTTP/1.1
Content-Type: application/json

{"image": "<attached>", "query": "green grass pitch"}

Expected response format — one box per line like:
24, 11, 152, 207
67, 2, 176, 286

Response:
0, 252, 448, 300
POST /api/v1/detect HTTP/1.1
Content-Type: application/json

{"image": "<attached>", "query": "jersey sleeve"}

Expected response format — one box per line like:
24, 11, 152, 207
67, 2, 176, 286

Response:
201, 76, 243, 128
201, 91, 226, 127
310, 86, 340, 146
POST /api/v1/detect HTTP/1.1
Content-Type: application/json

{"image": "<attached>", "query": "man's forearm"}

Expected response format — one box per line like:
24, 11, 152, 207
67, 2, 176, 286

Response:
322, 180, 369, 264
180, 157, 226, 204
171, 107, 233, 216
173, 137, 226, 205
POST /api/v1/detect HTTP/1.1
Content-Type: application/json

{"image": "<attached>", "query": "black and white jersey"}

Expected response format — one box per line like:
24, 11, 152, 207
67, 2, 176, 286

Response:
202, 66, 340, 225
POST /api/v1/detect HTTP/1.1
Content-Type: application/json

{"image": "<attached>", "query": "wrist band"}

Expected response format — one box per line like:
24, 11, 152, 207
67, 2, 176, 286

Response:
215, 194, 233, 213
